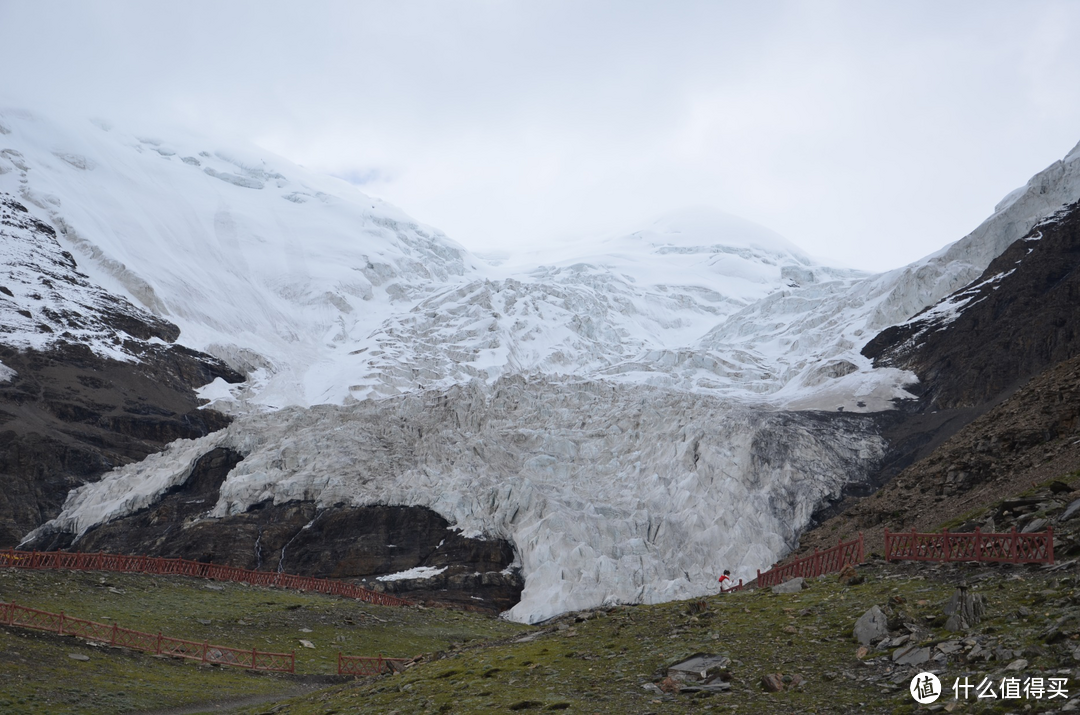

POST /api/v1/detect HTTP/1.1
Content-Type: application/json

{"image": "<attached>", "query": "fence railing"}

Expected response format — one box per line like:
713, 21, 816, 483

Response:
0, 549, 412, 607
338, 652, 409, 677
0, 600, 294, 672
884, 527, 1054, 564
756, 533, 864, 588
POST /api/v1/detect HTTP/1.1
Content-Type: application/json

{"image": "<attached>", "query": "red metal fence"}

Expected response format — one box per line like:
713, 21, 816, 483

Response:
338, 652, 409, 677
0, 549, 411, 607
884, 527, 1054, 564
0, 600, 294, 672
755, 533, 864, 588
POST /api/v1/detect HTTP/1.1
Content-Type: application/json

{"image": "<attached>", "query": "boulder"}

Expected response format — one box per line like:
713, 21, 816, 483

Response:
771, 578, 806, 594
1022, 518, 1048, 534
667, 653, 731, 683
943, 586, 986, 632
1061, 498, 1080, 522
853, 605, 889, 646
837, 563, 864, 585
893, 645, 930, 666
760, 673, 784, 692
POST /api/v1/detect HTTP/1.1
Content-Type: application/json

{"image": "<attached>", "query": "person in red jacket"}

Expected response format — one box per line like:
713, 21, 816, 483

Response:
717, 569, 732, 589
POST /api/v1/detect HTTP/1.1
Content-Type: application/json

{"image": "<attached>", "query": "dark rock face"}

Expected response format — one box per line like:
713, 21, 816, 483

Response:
793, 200, 1080, 559
841, 200, 1080, 493
0, 194, 242, 546
865, 199, 1080, 413
2, 192, 522, 612
34, 447, 522, 613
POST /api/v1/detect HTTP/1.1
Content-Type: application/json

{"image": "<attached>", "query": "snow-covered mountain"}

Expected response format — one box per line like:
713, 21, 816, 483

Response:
7, 108, 1080, 622
0, 109, 865, 409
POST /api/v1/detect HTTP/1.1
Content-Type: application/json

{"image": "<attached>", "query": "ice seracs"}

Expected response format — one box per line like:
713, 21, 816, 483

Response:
30, 376, 886, 623
10, 107, 1080, 623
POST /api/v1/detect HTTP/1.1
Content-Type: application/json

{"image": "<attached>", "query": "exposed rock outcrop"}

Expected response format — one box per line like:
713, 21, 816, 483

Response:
0, 194, 243, 546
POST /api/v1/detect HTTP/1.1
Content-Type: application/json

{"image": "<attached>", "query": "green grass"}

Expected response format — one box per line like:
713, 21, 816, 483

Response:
2, 561, 1076, 714
0, 567, 528, 713
230, 562, 1080, 715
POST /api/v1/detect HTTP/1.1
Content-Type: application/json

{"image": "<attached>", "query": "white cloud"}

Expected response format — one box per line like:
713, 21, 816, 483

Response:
3, 0, 1080, 271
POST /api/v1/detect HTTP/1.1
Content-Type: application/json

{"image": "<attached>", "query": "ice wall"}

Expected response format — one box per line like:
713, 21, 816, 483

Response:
30, 377, 884, 623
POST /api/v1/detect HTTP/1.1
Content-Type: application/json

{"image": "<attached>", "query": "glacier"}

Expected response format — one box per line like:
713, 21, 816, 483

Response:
26, 377, 886, 623
7, 107, 1080, 621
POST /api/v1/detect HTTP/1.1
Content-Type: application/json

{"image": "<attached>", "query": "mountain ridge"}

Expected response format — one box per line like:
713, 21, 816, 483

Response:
6, 107, 1080, 621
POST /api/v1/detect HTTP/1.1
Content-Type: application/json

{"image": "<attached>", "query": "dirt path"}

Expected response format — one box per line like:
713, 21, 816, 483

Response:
130, 681, 326, 715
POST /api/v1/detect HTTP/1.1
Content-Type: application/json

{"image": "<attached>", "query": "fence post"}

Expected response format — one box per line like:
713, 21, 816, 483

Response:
7, 602, 13, 626
943, 528, 950, 562
58, 611, 64, 636
1011, 526, 1018, 564
156, 632, 162, 655
857, 532, 864, 563
291, 651, 295, 674
202, 641, 209, 663
252, 647, 257, 670
111, 623, 118, 646
974, 528, 982, 562
1047, 526, 1054, 564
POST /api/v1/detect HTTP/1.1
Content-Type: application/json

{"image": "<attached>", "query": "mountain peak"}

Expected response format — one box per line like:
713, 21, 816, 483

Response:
631, 205, 810, 259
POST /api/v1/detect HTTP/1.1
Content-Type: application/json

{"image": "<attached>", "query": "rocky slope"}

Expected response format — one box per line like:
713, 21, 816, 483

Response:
790, 201, 1080, 561
0, 193, 241, 546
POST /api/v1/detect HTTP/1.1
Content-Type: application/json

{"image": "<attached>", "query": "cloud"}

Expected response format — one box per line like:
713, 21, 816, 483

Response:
3, 0, 1080, 271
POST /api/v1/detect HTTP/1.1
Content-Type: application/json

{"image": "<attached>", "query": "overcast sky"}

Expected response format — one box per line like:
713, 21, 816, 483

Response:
3, 1, 1080, 271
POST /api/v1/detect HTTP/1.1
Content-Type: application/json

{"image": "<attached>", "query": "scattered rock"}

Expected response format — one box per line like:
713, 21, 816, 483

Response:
299, 639, 315, 649
892, 645, 930, 666
837, 564, 864, 586
1004, 658, 1028, 671
853, 605, 889, 646
760, 673, 784, 692
685, 600, 709, 616
1061, 499, 1080, 522
67, 653, 89, 661
771, 578, 806, 594
943, 586, 986, 631
1022, 518, 1048, 534
659, 676, 681, 694
856, 646, 870, 659
667, 653, 730, 683
936, 640, 963, 655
